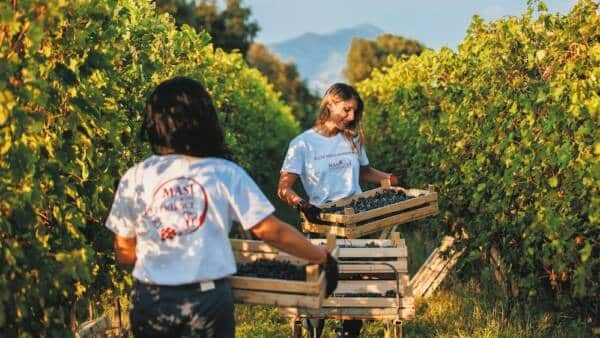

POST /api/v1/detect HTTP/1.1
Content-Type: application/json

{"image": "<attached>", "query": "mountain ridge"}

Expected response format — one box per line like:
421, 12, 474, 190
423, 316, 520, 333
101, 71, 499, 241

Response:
267, 24, 384, 93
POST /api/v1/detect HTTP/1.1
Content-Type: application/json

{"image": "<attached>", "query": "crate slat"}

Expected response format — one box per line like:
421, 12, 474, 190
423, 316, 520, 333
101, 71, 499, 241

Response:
322, 297, 414, 308
280, 307, 415, 321
311, 238, 401, 247
334, 280, 398, 293
339, 261, 407, 274
233, 289, 322, 308
229, 273, 323, 294
338, 247, 407, 258
302, 222, 349, 237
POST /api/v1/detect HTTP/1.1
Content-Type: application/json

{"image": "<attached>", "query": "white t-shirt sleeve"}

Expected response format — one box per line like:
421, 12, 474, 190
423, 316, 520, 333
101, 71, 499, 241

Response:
281, 138, 305, 174
227, 165, 275, 230
359, 144, 370, 166
105, 172, 137, 238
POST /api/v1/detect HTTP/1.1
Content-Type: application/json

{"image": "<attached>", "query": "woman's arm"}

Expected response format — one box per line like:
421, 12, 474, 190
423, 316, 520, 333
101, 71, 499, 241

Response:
250, 214, 327, 264
114, 235, 137, 266
277, 172, 304, 207
360, 165, 393, 185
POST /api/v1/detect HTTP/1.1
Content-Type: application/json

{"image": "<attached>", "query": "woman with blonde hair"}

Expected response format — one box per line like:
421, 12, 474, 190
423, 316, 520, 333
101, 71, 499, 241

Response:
278, 82, 400, 337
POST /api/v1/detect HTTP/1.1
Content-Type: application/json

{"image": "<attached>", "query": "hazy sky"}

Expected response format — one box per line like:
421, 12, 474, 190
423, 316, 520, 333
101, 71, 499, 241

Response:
238, 0, 578, 49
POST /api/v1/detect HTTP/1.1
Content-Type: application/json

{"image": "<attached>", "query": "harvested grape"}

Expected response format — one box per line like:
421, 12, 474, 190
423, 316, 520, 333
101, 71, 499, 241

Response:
236, 259, 306, 280
321, 189, 414, 214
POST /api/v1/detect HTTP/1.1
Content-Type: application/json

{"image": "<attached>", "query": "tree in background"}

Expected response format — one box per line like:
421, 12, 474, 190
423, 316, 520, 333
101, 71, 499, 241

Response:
154, 0, 196, 26
155, 0, 259, 56
156, 1, 319, 128
247, 43, 319, 129
344, 34, 426, 83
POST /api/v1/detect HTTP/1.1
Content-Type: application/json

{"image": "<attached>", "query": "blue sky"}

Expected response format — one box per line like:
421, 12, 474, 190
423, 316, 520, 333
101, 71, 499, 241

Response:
238, 0, 578, 50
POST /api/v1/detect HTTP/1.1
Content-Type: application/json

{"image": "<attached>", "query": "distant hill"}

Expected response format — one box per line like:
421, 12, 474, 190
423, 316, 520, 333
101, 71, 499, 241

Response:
268, 24, 383, 93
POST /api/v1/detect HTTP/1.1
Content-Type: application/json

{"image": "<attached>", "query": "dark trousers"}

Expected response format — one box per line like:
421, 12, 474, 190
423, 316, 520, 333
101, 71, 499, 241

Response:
130, 279, 234, 338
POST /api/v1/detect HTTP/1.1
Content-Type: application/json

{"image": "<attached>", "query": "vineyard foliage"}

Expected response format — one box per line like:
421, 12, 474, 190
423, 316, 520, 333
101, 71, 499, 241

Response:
0, 0, 298, 335
359, 0, 599, 314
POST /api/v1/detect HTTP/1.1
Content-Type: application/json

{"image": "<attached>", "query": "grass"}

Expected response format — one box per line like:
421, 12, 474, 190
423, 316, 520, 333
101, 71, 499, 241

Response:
235, 225, 594, 337
402, 278, 591, 338
235, 277, 593, 337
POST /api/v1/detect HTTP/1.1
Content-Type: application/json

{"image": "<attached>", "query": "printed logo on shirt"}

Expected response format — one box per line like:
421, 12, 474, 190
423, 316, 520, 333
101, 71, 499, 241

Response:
313, 151, 354, 161
145, 177, 209, 240
328, 158, 352, 170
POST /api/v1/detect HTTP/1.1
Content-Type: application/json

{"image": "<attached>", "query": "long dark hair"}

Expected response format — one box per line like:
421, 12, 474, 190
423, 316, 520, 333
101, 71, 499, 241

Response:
316, 83, 365, 151
141, 76, 229, 158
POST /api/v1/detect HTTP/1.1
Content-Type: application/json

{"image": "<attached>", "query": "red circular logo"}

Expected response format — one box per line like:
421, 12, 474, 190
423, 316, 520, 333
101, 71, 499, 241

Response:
145, 177, 209, 240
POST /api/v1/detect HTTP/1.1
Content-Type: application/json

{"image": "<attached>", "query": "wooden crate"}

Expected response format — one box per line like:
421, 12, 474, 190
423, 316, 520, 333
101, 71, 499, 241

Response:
301, 183, 438, 238
280, 277, 415, 321
227, 238, 333, 309
310, 232, 408, 278
410, 235, 465, 298
282, 232, 414, 325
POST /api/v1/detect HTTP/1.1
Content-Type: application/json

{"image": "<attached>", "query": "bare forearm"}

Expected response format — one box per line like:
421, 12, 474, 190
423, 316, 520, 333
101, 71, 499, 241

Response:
115, 236, 137, 267
251, 215, 326, 264
278, 172, 303, 207
360, 166, 391, 185
278, 185, 303, 207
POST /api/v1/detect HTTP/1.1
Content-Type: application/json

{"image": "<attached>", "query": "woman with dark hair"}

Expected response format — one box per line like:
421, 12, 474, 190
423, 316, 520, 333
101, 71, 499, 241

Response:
106, 76, 338, 338
278, 83, 400, 337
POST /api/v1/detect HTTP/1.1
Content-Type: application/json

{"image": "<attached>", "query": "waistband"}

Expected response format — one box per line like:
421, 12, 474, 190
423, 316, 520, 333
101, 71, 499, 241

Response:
135, 278, 227, 292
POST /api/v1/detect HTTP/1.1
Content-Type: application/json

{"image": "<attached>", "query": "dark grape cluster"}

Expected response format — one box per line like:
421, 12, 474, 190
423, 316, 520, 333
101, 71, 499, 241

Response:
364, 241, 382, 248
333, 290, 397, 298
236, 259, 306, 280
384, 289, 397, 297
322, 189, 414, 214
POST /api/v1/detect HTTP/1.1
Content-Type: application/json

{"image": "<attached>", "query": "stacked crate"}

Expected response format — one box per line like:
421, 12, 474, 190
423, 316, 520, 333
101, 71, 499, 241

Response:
281, 232, 414, 324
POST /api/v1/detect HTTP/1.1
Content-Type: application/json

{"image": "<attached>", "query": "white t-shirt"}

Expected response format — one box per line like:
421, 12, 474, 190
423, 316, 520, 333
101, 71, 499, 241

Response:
105, 155, 274, 285
281, 129, 369, 206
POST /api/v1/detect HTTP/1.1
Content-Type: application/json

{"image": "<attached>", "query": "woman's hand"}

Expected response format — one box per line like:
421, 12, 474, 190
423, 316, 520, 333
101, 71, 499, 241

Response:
322, 251, 339, 297
297, 200, 323, 223
388, 173, 401, 186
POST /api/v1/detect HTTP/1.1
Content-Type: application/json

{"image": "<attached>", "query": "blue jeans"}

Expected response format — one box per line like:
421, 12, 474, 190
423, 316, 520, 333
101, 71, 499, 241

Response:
130, 279, 234, 338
